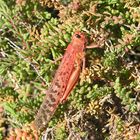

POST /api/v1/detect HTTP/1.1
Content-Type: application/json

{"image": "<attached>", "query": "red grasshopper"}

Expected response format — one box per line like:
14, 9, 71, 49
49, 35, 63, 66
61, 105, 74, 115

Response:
34, 31, 92, 131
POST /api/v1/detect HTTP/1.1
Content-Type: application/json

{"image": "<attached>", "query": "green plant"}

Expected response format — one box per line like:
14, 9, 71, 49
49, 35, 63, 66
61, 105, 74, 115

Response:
0, 0, 140, 139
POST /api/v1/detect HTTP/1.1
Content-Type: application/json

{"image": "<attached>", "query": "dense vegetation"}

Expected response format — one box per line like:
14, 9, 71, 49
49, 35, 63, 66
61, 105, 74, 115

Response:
0, 0, 140, 139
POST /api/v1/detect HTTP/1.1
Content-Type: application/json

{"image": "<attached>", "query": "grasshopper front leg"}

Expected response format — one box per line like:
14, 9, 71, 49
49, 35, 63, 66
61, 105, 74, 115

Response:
60, 52, 85, 103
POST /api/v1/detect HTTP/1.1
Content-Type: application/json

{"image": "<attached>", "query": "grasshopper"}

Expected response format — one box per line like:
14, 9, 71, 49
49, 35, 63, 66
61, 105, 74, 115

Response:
34, 31, 88, 131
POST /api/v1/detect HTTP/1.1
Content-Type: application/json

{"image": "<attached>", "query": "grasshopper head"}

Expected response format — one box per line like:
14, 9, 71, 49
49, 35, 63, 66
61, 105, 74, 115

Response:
72, 31, 88, 48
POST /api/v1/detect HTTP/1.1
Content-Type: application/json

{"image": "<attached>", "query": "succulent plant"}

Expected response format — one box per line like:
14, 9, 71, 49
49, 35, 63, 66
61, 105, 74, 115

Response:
0, 0, 140, 139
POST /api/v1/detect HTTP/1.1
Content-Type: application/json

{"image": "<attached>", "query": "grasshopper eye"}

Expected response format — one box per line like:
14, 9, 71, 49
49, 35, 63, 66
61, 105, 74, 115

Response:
75, 34, 81, 38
